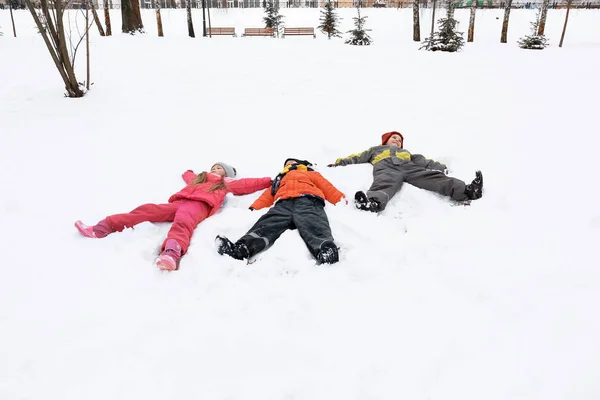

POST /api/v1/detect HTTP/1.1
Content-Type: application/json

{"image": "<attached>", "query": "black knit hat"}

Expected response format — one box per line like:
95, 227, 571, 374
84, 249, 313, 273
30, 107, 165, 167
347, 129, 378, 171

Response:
283, 158, 313, 168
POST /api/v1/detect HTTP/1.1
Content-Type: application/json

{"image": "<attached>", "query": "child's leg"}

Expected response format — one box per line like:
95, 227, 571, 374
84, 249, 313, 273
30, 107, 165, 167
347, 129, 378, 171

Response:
105, 202, 180, 234
237, 200, 294, 257
403, 166, 468, 201
292, 197, 336, 259
164, 200, 211, 254
366, 166, 404, 211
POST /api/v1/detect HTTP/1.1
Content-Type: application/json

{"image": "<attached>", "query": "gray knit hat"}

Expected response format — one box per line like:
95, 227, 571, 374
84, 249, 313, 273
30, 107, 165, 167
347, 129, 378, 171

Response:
212, 162, 237, 178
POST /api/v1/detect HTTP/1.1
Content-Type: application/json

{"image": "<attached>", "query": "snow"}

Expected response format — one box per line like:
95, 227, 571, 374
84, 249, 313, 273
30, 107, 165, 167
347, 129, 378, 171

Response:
1, 6, 600, 400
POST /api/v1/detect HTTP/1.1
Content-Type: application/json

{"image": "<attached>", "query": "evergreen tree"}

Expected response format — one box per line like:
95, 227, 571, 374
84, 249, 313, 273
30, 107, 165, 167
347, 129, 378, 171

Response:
345, 4, 372, 46
420, 0, 464, 52
263, 1, 284, 37
318, 1, 342, 39
518, 11, 549, 50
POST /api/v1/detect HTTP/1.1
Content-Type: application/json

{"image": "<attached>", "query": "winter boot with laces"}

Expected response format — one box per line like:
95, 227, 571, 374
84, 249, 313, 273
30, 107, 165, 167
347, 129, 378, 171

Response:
316, 241, 339, 265
354, 191, 381, 213
74, 218, 112, 238
155, 239, 182, 271
216, 236, 250, 261
464, 170, 484, 200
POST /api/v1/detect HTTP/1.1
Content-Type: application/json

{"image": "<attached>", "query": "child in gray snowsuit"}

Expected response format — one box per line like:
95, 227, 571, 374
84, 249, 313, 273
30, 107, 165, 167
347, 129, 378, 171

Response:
328, 131, 483, 212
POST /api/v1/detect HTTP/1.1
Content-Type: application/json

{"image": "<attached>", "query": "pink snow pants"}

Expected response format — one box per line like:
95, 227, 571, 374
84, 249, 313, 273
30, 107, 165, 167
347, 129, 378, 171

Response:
105, 200, 210, 254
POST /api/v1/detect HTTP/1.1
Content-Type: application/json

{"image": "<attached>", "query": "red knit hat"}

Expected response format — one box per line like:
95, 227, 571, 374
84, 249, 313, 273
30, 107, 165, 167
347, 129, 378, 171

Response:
381, 131, 404, 147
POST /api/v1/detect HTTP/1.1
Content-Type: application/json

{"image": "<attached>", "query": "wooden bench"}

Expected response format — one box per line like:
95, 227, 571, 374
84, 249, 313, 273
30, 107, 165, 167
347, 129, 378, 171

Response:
242, 28, 275, 37
207, 27, 237, 37
283, 27, 316, 38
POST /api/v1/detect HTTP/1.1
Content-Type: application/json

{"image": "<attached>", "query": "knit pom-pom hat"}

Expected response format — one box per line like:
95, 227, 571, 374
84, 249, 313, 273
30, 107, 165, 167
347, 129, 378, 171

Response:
212, 162, 237, 178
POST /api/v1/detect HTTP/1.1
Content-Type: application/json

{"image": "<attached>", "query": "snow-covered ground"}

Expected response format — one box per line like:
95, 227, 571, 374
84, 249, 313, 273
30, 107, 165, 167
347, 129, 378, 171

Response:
1, 7, 599, 400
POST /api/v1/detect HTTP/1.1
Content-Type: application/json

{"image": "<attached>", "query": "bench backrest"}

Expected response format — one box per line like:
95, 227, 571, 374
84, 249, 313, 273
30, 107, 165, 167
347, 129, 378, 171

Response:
244, 28, 275, 35
284, 27, 315, 34
207, 27, 235, 34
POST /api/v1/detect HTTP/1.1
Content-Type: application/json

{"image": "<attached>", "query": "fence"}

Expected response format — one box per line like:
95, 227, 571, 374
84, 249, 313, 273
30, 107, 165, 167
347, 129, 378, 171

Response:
2, 0, 598, 9
139, 0, 600, 9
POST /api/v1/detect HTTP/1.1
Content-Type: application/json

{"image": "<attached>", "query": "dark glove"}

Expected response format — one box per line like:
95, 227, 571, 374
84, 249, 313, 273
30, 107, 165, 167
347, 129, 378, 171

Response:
327, 163, 337, 168
249, 207, 255, 211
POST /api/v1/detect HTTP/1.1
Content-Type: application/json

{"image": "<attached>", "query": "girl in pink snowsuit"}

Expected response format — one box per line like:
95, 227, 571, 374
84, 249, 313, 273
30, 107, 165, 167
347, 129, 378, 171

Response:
75, 162, 272, 271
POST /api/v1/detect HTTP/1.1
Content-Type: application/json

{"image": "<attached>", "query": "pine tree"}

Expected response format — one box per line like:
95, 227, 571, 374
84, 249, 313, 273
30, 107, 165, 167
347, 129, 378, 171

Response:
518, 11, 548, 50
263, 1, 284, 37
420, 0, 464, 52
318, 1, 342, 39
345, 4, 372, 46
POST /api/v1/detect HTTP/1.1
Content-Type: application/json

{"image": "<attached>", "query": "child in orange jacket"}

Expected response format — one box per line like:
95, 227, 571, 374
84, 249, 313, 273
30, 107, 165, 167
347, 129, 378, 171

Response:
216, 158, 346, 264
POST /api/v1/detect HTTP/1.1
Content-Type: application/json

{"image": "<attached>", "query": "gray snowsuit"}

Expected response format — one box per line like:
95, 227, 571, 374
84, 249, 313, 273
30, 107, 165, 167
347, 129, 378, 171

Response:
334, 145, 469, 210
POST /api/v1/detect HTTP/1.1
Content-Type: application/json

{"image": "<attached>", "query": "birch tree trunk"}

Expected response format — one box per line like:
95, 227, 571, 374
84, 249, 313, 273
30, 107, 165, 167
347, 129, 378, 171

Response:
500, 0, 512, 43
537, 0, 549, 35
156, 0, 164, 36
187, 0, 195, 37
104, 0, 112, 36
559, 0, 573, 47
413, 0, 420, 41
467, 0, 476, 42
91, 2, 106, 36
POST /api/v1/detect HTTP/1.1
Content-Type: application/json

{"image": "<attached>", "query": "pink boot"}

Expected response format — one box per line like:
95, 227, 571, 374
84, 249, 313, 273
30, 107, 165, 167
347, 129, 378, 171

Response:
74, 219, 112, 238
155, 239, 182, 271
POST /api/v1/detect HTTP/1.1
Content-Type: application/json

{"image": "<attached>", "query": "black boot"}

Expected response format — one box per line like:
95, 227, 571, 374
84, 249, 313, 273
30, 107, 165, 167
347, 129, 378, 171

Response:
354, 191, 380, 212
316, 241, 339, 265
216, 235, 250, 260
464, 171, 483, 200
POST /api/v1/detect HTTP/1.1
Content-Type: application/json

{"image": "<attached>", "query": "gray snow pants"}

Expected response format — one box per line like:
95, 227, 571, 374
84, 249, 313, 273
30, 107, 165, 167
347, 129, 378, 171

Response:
237, 196, 335, 259
367, 162, 468, 211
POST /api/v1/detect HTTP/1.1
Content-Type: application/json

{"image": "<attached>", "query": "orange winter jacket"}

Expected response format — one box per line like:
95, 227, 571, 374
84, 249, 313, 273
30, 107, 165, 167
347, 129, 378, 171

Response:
250, 169, 345, 211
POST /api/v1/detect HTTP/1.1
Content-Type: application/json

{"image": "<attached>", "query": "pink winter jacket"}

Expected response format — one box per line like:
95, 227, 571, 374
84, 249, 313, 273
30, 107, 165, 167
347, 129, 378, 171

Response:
168, 171, 272, 216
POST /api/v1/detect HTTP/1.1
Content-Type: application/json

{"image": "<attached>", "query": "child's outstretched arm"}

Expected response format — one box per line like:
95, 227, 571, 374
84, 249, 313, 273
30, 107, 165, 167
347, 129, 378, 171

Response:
312, 172, 346, 205
410, 154, 447, 172
249, 188, 275, 211
182, 170, 197, 184
226, 177, 272, 196
328, 148, 374, 167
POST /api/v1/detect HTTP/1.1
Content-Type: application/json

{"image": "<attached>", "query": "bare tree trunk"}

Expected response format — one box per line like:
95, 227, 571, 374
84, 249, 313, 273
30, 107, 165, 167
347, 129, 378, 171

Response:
91, 2, 106, 36
559, 0, 573, 47
86, 0, 90, 90
122, 0, 144, 34
467, 0, 476, 42
431, 0, 436, 35
104, 0, 112, 36
500, 0, 512, 43
24, 0, 84, 97
207, 0, 212, 37
538, 0, 549, 35
9, 0, 17, 37
413, 0, 420, 41
156, 0, 164, 37
187, 0, 195, 37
